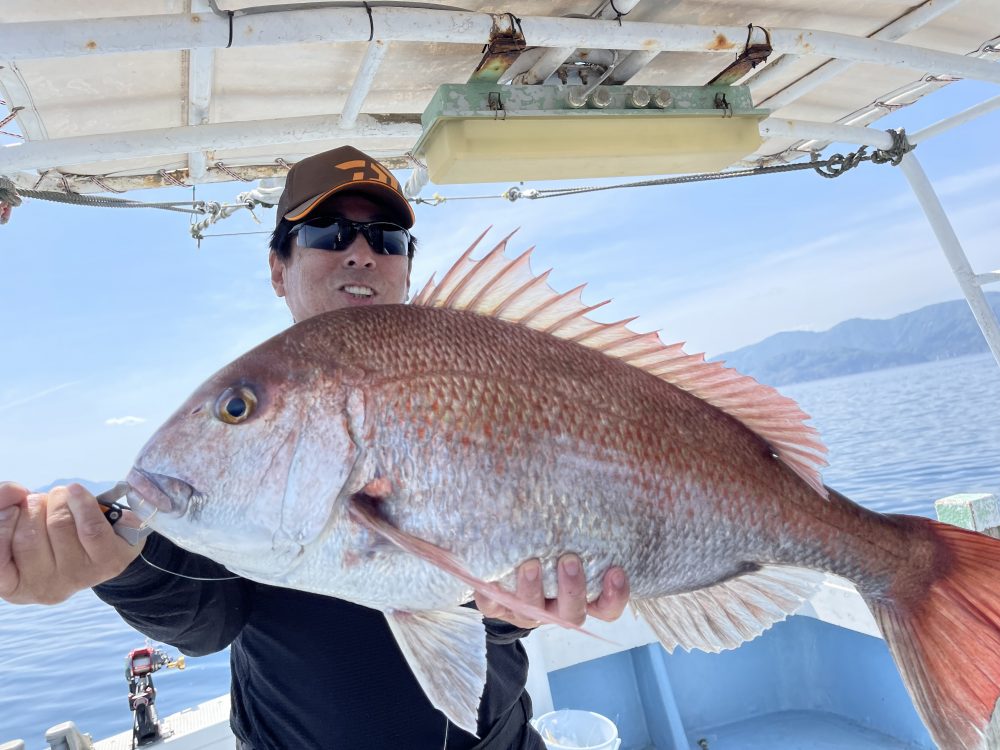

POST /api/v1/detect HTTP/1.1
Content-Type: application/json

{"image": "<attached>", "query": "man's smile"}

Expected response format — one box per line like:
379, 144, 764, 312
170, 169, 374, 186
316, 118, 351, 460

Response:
340, 284, 377, 302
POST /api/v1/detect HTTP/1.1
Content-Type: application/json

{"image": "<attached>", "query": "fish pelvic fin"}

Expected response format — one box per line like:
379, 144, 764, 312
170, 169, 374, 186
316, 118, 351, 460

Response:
867, 517, 1000, 750
633, 565, 826, 653
347, 493, 600, 637
384, 606, 487, 737
413, 230, 829, 499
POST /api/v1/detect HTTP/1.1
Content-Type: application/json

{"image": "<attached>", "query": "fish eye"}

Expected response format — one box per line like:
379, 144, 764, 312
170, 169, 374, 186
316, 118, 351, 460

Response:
215, 386, 257, 425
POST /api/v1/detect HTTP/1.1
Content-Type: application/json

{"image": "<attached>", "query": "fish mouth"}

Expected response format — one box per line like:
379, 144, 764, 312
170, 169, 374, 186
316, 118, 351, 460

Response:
125, 468, 194, 521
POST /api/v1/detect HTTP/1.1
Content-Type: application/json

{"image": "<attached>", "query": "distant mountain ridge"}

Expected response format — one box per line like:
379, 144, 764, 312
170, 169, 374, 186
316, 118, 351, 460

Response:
35, 478, 116, 495
714, 292, 1000, 386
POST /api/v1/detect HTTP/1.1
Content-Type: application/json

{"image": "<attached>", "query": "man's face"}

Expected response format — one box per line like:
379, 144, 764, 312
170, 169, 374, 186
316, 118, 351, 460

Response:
269, 194, 411, 323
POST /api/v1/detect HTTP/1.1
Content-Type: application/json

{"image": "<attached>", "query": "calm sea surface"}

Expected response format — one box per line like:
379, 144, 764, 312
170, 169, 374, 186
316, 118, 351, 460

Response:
2, 353, 999, 747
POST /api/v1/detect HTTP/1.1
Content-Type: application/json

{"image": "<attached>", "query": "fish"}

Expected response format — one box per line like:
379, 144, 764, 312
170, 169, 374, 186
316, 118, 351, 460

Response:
126, 229, 1000, 748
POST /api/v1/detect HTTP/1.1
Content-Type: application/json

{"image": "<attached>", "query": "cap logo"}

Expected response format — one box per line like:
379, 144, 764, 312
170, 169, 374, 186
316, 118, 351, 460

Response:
335, 159, 401, 192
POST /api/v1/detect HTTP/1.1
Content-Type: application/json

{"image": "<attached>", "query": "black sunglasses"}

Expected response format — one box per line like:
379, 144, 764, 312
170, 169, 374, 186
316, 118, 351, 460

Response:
289, 217, 411, 257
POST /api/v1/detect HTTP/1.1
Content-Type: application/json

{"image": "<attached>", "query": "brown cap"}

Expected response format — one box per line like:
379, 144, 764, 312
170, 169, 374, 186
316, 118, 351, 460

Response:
275, 146, 415, 230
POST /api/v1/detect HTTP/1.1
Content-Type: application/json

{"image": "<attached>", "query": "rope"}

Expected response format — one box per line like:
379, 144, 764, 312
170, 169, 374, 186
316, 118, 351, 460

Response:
487, 129, 915, 200
13, 187, 207, 213
363, 1, 374, 41
0, 176, 22, 225
0, 130, 915, 231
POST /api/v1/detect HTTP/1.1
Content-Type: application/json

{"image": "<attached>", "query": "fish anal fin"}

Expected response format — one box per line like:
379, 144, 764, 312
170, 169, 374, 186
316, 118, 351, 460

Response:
384, 606, 487, 737
634, 565, 826, 654
413, 231, 829, 500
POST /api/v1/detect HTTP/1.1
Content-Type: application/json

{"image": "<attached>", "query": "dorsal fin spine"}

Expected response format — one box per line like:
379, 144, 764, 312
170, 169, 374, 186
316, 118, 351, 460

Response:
412, 232, 829, 500
441, 232, 515, 309
517, 283, 586, 326
493, 270, 553, 319
472, 247, 535, 315
426, 226, 494, 307
544, 300, 613, 336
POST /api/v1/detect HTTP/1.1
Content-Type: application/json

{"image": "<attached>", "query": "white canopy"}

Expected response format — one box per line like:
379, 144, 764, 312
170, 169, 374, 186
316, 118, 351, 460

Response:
1, 0, 998, 194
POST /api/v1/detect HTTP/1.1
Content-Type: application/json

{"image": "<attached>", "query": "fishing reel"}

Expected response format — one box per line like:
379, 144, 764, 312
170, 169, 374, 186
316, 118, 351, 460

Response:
124, 646, 185, 747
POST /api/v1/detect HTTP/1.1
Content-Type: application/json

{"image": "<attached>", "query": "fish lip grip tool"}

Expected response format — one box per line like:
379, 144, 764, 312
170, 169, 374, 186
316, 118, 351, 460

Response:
97, 481, 153, 546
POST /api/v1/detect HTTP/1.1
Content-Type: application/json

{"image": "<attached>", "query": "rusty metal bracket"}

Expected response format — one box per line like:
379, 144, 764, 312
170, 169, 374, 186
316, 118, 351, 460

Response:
0, 105, 23, 130
707, 24, 773, 86
470, 13, 528, 83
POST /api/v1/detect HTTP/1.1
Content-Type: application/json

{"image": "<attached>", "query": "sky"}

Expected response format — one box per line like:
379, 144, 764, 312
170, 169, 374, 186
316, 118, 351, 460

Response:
1, 80, 998, 489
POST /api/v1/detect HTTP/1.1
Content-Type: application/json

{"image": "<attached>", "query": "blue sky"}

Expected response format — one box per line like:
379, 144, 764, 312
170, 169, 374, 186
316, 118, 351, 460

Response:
1, 80, 998, 489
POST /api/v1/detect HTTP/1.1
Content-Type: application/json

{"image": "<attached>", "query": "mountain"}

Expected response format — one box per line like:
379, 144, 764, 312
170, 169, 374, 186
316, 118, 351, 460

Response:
714, 292, 1000, 386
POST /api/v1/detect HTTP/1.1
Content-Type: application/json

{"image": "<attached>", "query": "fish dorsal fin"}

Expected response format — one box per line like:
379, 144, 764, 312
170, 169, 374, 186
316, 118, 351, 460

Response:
414, 231, 829, 498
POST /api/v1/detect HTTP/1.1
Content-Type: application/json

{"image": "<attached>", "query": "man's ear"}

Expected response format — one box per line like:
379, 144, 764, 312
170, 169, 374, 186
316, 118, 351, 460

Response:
404, 264, 412, 302
269, 249, 286, 298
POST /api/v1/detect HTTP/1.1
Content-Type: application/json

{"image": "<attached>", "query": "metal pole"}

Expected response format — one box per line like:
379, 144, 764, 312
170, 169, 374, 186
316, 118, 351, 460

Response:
186, 0, 216, 180
898, 151, 1000, 367
0, 115, 422, 172
2, 10, 1000, 85
186, 47, 215, 180
749, 0, 964, 109
517, 0, 643, 85
759, 119, 896, 149
910, 94, 1000, 145
340, 41, 388, 130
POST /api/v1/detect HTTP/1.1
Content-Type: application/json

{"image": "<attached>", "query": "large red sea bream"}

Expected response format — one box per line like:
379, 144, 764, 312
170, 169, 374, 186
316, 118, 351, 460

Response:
126, 231, 1000, 749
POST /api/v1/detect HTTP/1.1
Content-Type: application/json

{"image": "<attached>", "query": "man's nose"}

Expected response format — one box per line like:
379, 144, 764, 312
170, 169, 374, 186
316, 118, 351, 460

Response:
340, 234, 377, 268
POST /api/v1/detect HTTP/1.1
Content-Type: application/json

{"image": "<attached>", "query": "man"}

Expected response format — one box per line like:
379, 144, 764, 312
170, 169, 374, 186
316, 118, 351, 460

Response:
0, 146, 629, 748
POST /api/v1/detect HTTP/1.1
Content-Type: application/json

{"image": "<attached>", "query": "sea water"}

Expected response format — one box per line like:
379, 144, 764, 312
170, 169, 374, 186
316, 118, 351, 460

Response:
1, 353, 998, 747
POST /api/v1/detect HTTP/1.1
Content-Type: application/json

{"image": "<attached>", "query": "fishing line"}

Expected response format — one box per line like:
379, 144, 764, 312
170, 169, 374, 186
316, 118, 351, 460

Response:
133, 506, 242, 581
138, 551, 242, 581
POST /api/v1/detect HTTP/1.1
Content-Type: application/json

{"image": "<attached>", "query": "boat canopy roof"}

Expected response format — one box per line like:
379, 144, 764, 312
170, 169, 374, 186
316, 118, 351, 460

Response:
1, 0, 998, 195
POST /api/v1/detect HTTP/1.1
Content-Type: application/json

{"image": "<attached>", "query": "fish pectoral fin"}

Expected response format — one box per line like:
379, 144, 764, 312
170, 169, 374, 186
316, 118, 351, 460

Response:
634, 565, 826, 654
348, 493, 599, 636
384, 606, 487, 737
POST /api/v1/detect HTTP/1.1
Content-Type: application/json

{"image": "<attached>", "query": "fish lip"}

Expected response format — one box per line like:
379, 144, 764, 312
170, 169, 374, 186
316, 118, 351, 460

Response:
125, 468, 194, 520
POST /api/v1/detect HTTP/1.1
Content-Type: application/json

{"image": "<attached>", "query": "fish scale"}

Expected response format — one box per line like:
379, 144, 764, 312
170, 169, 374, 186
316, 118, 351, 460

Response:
125, 236, 1000, 748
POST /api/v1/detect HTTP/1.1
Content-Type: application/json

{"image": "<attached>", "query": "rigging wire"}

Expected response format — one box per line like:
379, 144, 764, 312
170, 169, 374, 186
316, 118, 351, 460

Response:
1, 130, 914, 238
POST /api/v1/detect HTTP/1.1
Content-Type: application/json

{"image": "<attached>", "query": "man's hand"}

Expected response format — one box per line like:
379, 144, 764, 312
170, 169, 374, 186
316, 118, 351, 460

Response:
0, 482, 143, 605
474, 554, 630, 629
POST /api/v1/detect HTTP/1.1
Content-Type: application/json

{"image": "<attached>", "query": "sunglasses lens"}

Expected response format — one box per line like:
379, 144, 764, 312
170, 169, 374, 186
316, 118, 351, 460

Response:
375, 225, 410, 257
292, 218, 409, 256
295, 218, 352, 251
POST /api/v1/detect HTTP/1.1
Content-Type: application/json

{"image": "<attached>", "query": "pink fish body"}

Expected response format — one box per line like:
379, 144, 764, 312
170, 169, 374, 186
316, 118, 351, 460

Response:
128, 232, 1000, 748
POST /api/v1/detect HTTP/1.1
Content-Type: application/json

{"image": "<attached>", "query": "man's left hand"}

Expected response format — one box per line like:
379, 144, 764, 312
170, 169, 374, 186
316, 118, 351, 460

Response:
474, 554, 630, 629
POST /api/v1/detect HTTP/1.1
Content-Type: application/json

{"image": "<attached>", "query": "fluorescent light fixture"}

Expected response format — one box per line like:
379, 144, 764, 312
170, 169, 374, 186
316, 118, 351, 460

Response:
412, 84, 769, 184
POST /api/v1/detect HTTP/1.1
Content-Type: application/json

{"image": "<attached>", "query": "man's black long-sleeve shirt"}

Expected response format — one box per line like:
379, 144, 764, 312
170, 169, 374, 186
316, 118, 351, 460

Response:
94, 533, 544, 749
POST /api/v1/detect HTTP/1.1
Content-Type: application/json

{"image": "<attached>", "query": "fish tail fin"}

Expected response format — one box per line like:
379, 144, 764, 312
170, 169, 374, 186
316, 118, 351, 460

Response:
867, 516, 1000, 750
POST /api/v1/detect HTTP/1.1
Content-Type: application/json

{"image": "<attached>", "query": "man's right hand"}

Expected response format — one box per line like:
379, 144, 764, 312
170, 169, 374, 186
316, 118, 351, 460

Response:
0, 482, 143, 605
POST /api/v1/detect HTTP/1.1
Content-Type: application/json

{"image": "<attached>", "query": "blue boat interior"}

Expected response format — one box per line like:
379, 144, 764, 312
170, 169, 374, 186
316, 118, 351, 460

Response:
545, 615, 934, 750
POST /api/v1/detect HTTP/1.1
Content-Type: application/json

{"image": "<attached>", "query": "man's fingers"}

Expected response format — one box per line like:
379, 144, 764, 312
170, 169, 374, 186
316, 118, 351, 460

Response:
10, 493, 58, 599
555, 554, 588, 627
0, 482, 29, 510
0, 502, 22, 598
47, 485, 96, 578
587, 567, 630, 622
473, 590, 508, 620
515, 559, 544, 613
65, 484, 123, 558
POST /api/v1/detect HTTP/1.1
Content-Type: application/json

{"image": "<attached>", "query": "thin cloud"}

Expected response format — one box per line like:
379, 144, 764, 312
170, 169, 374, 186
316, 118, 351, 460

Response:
105, 416, 147, 427
0, 381, 80, 413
